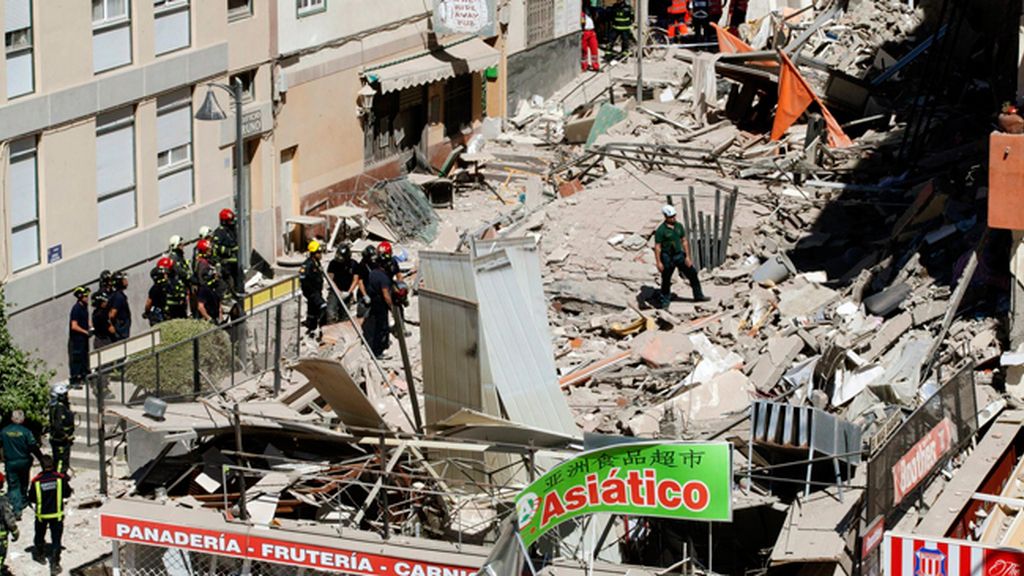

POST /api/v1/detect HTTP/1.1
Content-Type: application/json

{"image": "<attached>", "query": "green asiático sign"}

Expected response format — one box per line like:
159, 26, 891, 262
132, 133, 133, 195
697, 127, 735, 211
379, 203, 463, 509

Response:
515, 442, 733, 547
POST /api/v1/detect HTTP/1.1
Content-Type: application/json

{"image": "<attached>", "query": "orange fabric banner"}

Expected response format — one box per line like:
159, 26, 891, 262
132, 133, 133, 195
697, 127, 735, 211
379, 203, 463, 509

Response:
712, 22, 754, 54
771, 51, 853, 148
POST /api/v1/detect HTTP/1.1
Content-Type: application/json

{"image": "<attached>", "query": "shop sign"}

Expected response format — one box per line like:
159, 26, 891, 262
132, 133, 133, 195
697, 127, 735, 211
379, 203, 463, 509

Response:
892, 418, 955, 505
884, 532, 1024, 576
432, 0, 496, 37
101, 514, 479, 575
515, 442, 732, 547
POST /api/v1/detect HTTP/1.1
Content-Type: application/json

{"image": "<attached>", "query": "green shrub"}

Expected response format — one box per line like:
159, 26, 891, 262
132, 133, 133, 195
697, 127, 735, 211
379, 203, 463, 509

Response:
0, 288, 53, 426
125, 319, 232, 398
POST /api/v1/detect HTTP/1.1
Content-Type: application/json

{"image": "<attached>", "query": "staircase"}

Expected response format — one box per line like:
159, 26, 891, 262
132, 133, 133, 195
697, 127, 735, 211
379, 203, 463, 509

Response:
64, 382, 129, 473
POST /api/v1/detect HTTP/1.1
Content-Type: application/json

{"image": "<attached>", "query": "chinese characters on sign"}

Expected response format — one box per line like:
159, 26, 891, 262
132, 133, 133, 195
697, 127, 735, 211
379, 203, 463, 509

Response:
432, 0, 496, 37
515, 442, 733, 547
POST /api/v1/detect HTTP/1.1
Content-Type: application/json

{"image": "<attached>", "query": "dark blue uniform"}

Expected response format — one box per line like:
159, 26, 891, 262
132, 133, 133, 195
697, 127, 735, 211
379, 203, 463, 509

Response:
362, 267, 392, 357
107, 289, 131, 342
67, 301, 90, 384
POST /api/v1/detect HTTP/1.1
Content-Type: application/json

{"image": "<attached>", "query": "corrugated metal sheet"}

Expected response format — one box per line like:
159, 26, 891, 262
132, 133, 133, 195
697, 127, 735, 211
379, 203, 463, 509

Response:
474, 251, 580, 438
420, 289, 481, 425
419, 251, 477, 301
473, 237, 551, 342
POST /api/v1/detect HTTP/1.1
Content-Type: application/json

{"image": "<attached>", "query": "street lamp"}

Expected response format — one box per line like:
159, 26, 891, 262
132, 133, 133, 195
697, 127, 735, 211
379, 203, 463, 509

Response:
195, 79, 249, 298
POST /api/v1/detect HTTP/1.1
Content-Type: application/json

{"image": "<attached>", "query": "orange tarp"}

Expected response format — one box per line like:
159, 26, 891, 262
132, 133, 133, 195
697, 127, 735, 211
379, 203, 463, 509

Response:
712, 22, 754, 54
771, 51, 853, 148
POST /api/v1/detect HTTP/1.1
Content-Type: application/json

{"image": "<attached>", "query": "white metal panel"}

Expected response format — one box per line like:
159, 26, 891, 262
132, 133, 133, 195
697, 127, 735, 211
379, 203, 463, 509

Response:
473, 237, 550, 345
6, 51, 33, 98
419, 251, 477, 301
93, 23, 131, 73
154, 7, 189, 55
158, 168, 192, 214
474, 251, 579, 438
420, 289, 481, 425
5, 0, 31, 32
97, 191, 136, 238
156, 104, 191, 152
10, 224, 38, 270
96, 123, 134, 196
8, 151, 36, 227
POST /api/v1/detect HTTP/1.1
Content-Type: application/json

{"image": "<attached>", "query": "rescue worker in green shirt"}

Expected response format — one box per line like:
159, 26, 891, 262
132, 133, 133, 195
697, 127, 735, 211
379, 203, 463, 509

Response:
654, 204, 709, 308
30, 455, 71, 574
1, 410, 43, 516
48, 384, 75, 475
0, 472, 20, 576
609, 0, 635, 55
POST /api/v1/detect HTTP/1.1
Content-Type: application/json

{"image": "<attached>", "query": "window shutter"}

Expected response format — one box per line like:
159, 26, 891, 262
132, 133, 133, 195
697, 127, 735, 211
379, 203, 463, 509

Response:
93, 24, 131, 73
154, 7, 189, 55
96, 124, 135, 196
5, 0, 31, 33
158, 168, 193, 214
156, 105, 191, 153
97, 191, 136, 239
6, 52, 33, 98
8, 152, 36, 228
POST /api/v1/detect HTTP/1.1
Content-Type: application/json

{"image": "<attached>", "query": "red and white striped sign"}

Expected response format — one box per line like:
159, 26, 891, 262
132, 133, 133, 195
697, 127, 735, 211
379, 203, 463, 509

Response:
884, 532, 1024, 576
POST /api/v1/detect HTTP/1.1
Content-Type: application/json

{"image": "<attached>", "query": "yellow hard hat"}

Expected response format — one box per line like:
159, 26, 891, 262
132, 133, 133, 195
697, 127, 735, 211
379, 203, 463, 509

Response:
308, 240, 321, 253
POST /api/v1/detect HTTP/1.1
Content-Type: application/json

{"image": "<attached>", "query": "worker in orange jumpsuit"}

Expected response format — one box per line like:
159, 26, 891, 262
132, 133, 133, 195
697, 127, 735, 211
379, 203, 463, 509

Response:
581, 9, 600, 71
666, 0, 690, 40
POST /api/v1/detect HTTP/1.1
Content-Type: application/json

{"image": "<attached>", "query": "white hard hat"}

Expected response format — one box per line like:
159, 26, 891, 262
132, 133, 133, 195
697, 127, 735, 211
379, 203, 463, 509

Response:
51, 383, 68, 396
168, 235, 183, 249
662, 204, 677, 218
198, 226, 212, 239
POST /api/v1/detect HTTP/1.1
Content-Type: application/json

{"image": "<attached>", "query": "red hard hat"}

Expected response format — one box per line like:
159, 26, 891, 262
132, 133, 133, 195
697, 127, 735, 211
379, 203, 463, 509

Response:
157, 257, 174, 270
197, 239, 212, 254
377, 241, 393, 256
219, 208, 235, 223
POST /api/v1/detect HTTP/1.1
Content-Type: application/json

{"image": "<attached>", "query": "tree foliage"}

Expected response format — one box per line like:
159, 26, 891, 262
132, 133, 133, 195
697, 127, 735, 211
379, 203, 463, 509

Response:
0, 288, 53, 426
125, 319, 232, 398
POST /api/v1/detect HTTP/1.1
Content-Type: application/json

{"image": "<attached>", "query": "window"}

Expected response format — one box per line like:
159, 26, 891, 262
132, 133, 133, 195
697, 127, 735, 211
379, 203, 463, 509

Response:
92, 0, 132, 73
227, 0, 253, 21
8, 137, 39, 271
230, 69, 256, 103
154, 0, 190, 55
526, 0, 555, 47
297, 0, 326, 17
5, 0, 34, 98
96, 108, 136, 239
156, 89, 194, 215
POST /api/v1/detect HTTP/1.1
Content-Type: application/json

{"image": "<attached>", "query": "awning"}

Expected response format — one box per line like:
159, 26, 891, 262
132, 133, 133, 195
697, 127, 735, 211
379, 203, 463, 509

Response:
365, 37, 499, 94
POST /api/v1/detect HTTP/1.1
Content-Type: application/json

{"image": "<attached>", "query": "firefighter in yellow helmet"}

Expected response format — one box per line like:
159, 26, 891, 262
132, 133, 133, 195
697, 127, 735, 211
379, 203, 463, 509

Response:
299, 240, 327, 342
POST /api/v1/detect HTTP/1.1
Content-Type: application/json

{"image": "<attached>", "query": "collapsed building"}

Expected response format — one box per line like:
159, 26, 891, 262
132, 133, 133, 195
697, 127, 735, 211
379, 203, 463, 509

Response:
75, 0, 1024, 575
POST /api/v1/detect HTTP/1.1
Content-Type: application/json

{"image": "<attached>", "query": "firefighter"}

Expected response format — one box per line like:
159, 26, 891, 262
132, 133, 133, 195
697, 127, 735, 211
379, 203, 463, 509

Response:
0, 471, 19, 576
144, 262, 170, 326
48, 384, 75, 475
609, 0, 635, 54
30, 455, 71, 574
376, 242, 403, 282
326, 243, 358, 323
688, 0, 722, 44
106, 272, 131, 342
167, 235, 190, 280
191, 239, 218, 318
362, 255, 393, 358
195, 266, 223, 324
193, 226, 214, 267
67, 287, 91, 388
91, 292, 111, 350
299, 241, 327, 341
213, 208, 240, 297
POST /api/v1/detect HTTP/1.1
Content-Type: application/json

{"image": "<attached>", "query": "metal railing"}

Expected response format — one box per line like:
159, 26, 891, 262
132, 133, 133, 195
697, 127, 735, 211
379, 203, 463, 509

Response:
84, 276, 303, 494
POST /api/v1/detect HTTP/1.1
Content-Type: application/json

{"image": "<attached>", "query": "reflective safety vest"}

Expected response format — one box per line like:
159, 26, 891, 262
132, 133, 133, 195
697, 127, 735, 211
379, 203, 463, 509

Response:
612, 4, 633, 29
34, 476, 65, 521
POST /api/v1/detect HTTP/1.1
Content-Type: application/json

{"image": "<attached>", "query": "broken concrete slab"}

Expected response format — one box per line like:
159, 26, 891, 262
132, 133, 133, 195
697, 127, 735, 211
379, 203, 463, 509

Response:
749, 335, 805, 392
631, 330, 695, 368
861, 312, 912, 362
777, 280, 839, 319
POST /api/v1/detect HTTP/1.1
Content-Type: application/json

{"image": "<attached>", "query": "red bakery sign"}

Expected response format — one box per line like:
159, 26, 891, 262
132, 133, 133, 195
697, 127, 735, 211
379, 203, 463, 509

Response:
101, 514, 480, 575
891, 418, 955, 505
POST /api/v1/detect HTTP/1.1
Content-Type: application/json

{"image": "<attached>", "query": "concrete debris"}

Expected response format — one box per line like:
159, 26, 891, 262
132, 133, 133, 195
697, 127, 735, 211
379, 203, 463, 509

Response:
88, 1, 1017, 574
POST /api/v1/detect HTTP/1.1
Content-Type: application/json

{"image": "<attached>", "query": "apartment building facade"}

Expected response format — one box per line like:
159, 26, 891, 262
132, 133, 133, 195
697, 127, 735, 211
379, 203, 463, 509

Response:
0, 0, 275, 372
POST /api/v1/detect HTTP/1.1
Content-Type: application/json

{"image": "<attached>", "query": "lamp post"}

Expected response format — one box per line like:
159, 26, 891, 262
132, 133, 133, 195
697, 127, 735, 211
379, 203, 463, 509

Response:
195, 78, 249, 297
